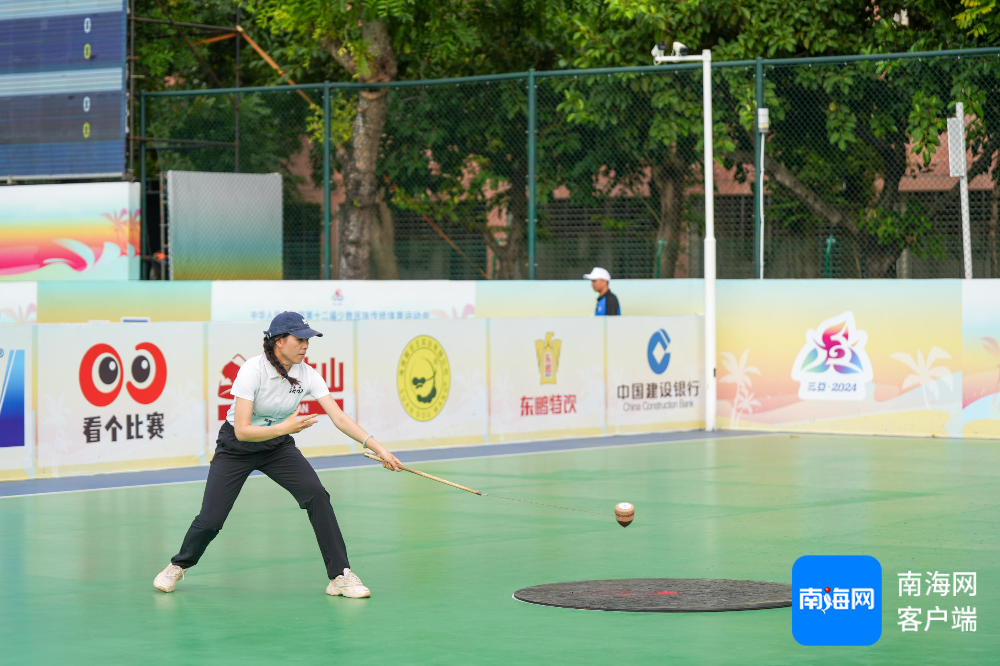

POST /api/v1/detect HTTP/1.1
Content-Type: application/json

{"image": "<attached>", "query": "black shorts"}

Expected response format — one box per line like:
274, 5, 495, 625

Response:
216, 420, 293, 456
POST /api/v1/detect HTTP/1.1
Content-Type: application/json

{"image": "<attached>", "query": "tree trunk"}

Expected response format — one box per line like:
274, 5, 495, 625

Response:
339, 88, 389, 279
326, 21, 397, 280
371, 187, 399, 279
651, 157, 686, 279
861, 134, 911, 278
863, 241, 902, 278
493, 168, 527, 279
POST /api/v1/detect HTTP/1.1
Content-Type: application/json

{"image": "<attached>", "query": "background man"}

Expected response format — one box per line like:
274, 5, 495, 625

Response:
584, 267, 620, 316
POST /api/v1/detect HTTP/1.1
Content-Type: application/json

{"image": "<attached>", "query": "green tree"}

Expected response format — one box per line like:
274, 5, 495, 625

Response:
371, 2, 574, 279
246, 0, 575, 279
559, 0, 999, 277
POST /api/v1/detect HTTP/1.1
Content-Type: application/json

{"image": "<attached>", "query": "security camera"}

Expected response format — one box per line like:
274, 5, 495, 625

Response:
652, 40, 694, 62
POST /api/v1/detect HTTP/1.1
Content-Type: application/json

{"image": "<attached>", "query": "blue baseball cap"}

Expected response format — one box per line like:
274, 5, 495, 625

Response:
264, 311, 323, 339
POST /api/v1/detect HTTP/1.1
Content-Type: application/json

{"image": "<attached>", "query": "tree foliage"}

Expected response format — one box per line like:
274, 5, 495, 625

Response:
141, 0, 1000, 278
553, 0, 999, 277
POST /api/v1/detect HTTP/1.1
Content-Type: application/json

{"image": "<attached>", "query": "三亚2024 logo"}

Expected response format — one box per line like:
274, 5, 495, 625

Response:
793, 555, 882, 646
791, 312, 873, 401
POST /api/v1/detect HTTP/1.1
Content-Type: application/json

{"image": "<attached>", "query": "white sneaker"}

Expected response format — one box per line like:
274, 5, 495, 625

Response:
326, 568, 370, 598
153, 563, 186, 593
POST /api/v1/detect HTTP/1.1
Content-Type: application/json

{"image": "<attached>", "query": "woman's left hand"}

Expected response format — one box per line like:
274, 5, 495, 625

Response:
368, 441, 402, 471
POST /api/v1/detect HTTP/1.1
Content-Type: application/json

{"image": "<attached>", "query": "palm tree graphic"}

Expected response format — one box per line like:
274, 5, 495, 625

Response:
102, 209, 129, 254
889, 347, 953, 409
720, 349, 761, 427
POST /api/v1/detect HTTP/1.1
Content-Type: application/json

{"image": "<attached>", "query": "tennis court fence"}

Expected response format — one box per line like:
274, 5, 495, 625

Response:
140, 47, 1000, 281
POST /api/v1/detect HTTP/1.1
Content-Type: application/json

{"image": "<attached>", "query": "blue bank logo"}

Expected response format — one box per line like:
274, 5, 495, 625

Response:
793, 555, 882, 646
647, 329, 671, 374
0, 348, 26, 448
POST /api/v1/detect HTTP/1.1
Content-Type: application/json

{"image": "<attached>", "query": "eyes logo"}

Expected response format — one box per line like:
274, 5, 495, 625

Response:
79, 343, 167, 406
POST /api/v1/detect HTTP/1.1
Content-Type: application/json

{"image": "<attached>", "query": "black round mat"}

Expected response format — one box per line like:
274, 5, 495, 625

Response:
513, 578, 792, 613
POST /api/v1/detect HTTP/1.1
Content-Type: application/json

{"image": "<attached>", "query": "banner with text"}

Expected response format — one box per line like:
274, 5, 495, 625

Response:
717, 281, 962, 436
356, 319, 488, 449
36, 323, 206, 476
606, 316, 705, 434
211, 280, 477, 323
489, 317, 605, 441
207, 321, 356, 457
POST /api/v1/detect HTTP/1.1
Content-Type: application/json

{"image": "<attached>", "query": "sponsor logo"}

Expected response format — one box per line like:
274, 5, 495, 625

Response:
397, 335, 450, 421
647, 329, 671, 374
216, 353, 346, 421
615, 330, 698, 413
793, 555, 882, 646
0, 348, 26, 448
79, 342, 167, 407
77, 343, 168, 443
535, 332, 561, 385
791, 311, 873, 401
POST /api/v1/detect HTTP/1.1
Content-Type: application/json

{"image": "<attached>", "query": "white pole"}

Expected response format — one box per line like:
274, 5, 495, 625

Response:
759, 133, 765, 278
957, 102, 973, 279
703, 49, 716, 431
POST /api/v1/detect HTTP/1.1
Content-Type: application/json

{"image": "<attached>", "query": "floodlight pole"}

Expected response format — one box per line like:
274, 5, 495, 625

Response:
653, 47, 716, 431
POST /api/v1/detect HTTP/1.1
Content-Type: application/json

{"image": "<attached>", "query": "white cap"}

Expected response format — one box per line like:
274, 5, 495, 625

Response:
583, 267, 611, 281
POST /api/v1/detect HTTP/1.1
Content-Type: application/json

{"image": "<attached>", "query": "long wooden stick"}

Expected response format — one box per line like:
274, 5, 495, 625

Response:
363, 452, 481, 495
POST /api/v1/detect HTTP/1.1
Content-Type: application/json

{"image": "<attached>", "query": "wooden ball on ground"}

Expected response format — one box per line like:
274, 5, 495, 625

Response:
615, 502, 634, 528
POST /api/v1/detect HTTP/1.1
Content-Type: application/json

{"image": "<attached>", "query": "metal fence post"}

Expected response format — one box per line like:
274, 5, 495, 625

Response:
139, 91, 147, 271
527, 68, 537, 280
754, 57, 764, 279
322, 81, 331, 281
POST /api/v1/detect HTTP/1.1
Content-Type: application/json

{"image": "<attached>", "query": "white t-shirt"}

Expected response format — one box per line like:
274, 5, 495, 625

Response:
226, 354, 330, 427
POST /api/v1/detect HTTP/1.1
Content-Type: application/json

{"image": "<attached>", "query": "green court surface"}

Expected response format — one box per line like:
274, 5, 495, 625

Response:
1, 433, 997, 665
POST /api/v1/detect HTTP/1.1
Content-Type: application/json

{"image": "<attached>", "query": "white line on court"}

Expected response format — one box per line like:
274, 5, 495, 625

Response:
0, 431, 772, 500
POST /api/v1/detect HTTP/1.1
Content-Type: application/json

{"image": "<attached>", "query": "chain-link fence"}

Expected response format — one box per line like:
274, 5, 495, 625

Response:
140, 47, 1000, 280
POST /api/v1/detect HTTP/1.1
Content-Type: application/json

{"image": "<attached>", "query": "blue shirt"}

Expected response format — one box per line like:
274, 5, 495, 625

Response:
595, 291, 621, 316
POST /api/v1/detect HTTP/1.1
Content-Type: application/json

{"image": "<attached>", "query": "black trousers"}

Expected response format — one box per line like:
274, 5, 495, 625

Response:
171, 422, 350, 579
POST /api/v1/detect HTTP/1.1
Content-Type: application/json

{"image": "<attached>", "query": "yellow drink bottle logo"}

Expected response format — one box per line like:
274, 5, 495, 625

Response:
535, 332, 561, 384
